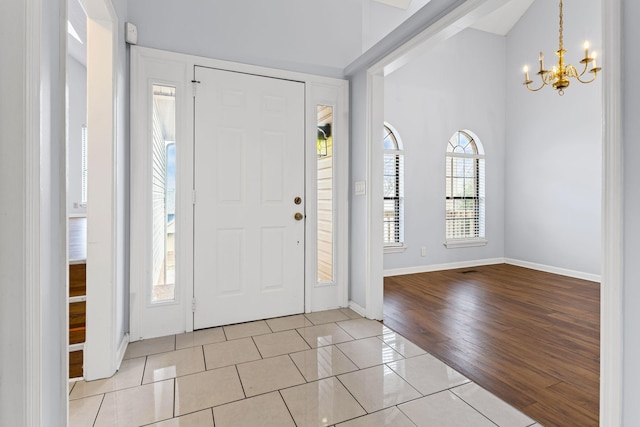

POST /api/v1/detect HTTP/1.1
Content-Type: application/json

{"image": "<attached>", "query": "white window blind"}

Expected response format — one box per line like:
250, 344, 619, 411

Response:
445, 130, 485, 242
383, 124, 404, 247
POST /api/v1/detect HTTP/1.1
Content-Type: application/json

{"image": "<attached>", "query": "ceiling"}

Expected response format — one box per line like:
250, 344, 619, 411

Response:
65, 0, 534, 68
470, 0, 536, 36
67, 0, 87, 66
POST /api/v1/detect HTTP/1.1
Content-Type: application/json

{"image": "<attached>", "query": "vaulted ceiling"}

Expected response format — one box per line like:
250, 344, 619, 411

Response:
67, 0, 535, 69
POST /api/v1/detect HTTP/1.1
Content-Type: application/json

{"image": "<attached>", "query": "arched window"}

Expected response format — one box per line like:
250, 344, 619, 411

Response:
445, 130, 486, 247
384, 123, 404, 249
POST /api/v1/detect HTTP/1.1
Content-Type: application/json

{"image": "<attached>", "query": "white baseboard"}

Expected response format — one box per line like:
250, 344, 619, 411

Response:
383, 258, 600, 283
504, 258, 601, 283
348, 301, 366, 317
115, 333, 130, 371
383, 258, 505, 277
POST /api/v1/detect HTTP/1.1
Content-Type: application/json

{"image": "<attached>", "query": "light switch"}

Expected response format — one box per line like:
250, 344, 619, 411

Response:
355, 181, 366, 196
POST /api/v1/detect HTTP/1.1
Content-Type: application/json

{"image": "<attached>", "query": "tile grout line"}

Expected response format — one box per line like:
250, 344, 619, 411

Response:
287, 353, 309, 384
201, 344, 207, 371
395, 403, 419, 427
172, 378, 176, 419
234, 364, 248, 399
277, 389, 298, 426
90, 393, 106, 427
445, 389, 501, 427
250, 335, 265, 359
334, 373, 368, 417
141, 355, 149, 386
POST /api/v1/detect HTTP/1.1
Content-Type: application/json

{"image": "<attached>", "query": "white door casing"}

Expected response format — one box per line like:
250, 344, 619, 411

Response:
130, 46, 349, 340
193, 67, 305, 328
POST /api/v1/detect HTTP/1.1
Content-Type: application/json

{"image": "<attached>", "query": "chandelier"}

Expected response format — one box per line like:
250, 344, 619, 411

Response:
522, 0, 601, 96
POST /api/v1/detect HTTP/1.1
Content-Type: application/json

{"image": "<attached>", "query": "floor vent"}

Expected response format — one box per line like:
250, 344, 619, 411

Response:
460, 270, 479, 274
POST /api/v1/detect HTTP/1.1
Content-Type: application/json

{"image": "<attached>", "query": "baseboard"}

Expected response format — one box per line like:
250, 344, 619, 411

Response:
115, 333, 130, 371
383, 258, 505, 277
504, 258, 601, 283
348, 301, 366, 317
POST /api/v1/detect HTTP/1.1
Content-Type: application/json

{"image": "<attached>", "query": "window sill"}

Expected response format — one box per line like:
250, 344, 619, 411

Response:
443, 238, 488, 249
384, 244, 407, 254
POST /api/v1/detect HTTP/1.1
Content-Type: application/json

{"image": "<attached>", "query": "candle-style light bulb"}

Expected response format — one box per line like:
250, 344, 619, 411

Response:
523, 65, 530, 81
539, 51, 544, 71
584, 41, 590, 59
592, 51, 597, 69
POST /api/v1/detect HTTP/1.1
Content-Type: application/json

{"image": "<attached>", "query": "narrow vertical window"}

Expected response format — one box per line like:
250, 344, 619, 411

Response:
317, 105, 334, 283
81, 125, 88, 206
383, 123, 404, 249
445, 130, 486, 247
152, 85, 176, 302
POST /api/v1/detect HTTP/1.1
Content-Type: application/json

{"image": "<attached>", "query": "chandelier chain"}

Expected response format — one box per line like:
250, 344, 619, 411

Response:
559, 0, 564, 52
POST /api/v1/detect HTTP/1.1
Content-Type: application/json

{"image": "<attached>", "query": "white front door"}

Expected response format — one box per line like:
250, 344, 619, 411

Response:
193, 66, 305, 329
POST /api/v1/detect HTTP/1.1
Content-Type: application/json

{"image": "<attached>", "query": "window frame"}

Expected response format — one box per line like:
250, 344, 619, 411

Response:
444, 130, 487, 249
383, 122, 406, 253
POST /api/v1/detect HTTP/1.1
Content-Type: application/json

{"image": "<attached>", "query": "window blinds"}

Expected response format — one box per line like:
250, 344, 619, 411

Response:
445, 155, 485, 239
384, 152, 404, 245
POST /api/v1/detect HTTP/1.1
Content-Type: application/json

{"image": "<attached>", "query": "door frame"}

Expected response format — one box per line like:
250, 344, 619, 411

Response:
130, 47, 349, 338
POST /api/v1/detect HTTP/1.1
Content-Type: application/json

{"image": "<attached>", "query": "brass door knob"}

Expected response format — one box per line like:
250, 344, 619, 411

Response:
294, 212, 304, 221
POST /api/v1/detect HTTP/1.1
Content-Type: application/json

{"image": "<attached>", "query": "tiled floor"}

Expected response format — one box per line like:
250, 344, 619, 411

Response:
69, 308, 542, 427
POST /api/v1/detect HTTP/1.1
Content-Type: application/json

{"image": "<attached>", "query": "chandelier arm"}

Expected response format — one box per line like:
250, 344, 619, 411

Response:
575, 73, 599, 84
524, 81, 547, 92
577, 61, 590, 77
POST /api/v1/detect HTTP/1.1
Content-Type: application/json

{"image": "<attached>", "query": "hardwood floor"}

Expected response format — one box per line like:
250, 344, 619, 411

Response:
383, 264, 600, 427
68, 217, 87, 378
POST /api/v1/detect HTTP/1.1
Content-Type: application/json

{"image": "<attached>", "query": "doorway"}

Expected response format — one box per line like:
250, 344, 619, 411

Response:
130, 47, 350, 340
358, 0, 621, 424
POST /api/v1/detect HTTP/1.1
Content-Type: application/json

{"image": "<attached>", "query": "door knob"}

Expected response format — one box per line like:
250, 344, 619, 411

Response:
294, 212, 304, 221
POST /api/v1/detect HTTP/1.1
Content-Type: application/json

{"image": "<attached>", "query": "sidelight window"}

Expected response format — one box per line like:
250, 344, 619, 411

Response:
317, 105, 334, 283
151, 85, 177, 302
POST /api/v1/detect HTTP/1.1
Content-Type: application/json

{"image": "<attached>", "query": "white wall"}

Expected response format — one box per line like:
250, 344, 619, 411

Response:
67, 56, 87, 216
347, 0, 466, 309
383, 28, 506, 271
505, 0, 602, 276
622, 1, 640, 424
348, 71, 369, 306
126, 0, 363, 78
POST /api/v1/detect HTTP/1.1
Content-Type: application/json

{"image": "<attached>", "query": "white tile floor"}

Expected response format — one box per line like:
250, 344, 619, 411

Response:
69, 308, 541, 427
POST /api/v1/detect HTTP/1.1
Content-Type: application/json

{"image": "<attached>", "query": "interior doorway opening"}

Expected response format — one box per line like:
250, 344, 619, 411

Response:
361, 0, 621, 424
